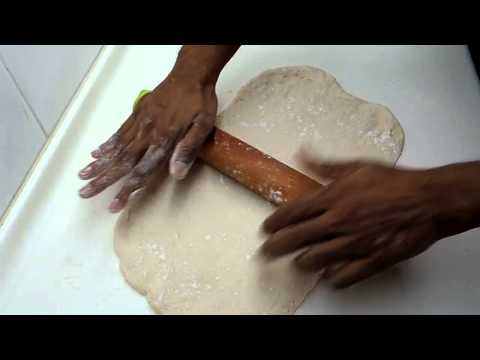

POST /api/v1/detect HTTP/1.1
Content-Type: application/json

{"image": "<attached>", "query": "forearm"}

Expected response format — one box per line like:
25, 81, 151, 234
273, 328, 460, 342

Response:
171, 45, 240, 85
426, 161, 480, 235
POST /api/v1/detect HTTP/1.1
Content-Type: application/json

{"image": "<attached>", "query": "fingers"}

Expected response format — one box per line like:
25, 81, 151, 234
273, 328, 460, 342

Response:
79, 120, 142, 197
90, 136, 118, 159
261, 152, 373, 237
90, 114, 137, 159
295, 235, 372, 272
262, 188, 329, 234
296, 149, 371, 180
261, 210, 340, 257
79, 102, 215, 212
78, 151, 139, 199
83, 139, 129, 178
79, 110, 175, 199
304, 159, 367, 180
169, 113, 214, 180
91, 149, 103, 159
325, 234, 408, 289
326, 255, 390, 290
92, 132, 172, 203
322, 261, 349, 279
79, 158, 114, 180
108, 145, 169, 213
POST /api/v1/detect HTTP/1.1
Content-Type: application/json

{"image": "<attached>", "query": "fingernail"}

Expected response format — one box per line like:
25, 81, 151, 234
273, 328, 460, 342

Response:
79, 166, 92, 178
108, 199, 123, 213
79, 184, 94, 198
170, 160, 193, 180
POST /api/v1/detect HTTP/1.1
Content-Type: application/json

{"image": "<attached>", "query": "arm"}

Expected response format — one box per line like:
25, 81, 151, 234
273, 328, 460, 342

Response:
78, 45, 240, 213
172, 45, 240, 85
262, 154, 480, 289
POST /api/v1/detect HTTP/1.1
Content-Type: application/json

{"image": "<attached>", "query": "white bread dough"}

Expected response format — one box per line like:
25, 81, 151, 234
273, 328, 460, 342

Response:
114, 66, 404, 314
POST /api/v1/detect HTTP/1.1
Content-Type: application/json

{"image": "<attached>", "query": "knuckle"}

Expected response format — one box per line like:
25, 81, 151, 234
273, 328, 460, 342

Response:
122, 172, 146, 194
196, 111, 215, 125
196, 121, 213, 134
154, 135, 174, 150
161, 127, 180, 144
134, 162, 155, 178
134, 158, 163, 178
195, 112, 215, 127
176, 148, 196, 163
119, 157, 136, 172
92, 175, 111, 189
143, 97, 166, 113
174, 135, 200, 159
167, 123, 179, 135
148, 145, 168, 163
95, 158, 110, 168
125, 175, 145, 190
140, 115, 155, 129
133, 108, 150, 125
131, 166, 147, 178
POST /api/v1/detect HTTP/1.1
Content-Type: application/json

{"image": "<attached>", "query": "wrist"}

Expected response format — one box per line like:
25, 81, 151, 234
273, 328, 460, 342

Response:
171, 56, 218, 86
171, 45, 239, 87
425, 162, 480, 235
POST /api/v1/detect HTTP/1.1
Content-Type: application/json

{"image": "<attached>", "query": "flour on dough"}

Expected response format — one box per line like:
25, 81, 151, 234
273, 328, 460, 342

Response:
114, 66, 405, 315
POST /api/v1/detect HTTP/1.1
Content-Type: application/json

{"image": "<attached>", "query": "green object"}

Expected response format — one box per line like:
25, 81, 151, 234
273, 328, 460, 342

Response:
133, 89, 152, 111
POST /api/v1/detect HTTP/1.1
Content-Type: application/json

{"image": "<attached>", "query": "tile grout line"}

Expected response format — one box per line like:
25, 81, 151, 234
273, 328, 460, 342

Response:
0, 46, 107, 224
53, 46, 104, 136
0, 53, 48, 138
0, 53, 47, 221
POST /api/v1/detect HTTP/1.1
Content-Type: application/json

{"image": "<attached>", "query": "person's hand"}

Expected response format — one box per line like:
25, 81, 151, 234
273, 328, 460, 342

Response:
78, 72, 217, 213
262, 153, 480, 289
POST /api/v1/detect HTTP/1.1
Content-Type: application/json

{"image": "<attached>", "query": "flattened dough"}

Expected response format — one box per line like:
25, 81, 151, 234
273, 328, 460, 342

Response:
114, 66, 405, 315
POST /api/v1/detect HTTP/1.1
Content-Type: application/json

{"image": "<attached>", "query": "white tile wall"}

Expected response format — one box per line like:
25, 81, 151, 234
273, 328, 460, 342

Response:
0, 45, 102, 134
0, 45, 102, 217
0, 63, 45, 215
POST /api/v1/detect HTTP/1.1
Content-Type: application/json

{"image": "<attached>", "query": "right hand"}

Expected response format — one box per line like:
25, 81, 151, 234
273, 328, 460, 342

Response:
78, 71, 218, 213
262, 155, 480, 289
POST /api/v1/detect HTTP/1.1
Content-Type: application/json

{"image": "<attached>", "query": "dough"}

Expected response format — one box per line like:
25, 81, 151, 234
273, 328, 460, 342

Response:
114, 66, 404, 315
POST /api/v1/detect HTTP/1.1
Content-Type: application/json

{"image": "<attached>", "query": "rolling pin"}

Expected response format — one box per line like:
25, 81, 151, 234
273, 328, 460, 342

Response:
133, 90, 321, 205
199, 127, 321, 206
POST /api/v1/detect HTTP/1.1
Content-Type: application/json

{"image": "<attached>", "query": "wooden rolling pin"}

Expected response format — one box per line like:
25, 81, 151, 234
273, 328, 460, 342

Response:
199, 128, 321, 206
133, 91, 320, 205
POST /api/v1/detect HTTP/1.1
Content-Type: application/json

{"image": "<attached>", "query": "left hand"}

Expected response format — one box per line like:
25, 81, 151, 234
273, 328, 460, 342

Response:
261, 153, 480, 289
78, 70, 218, 213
